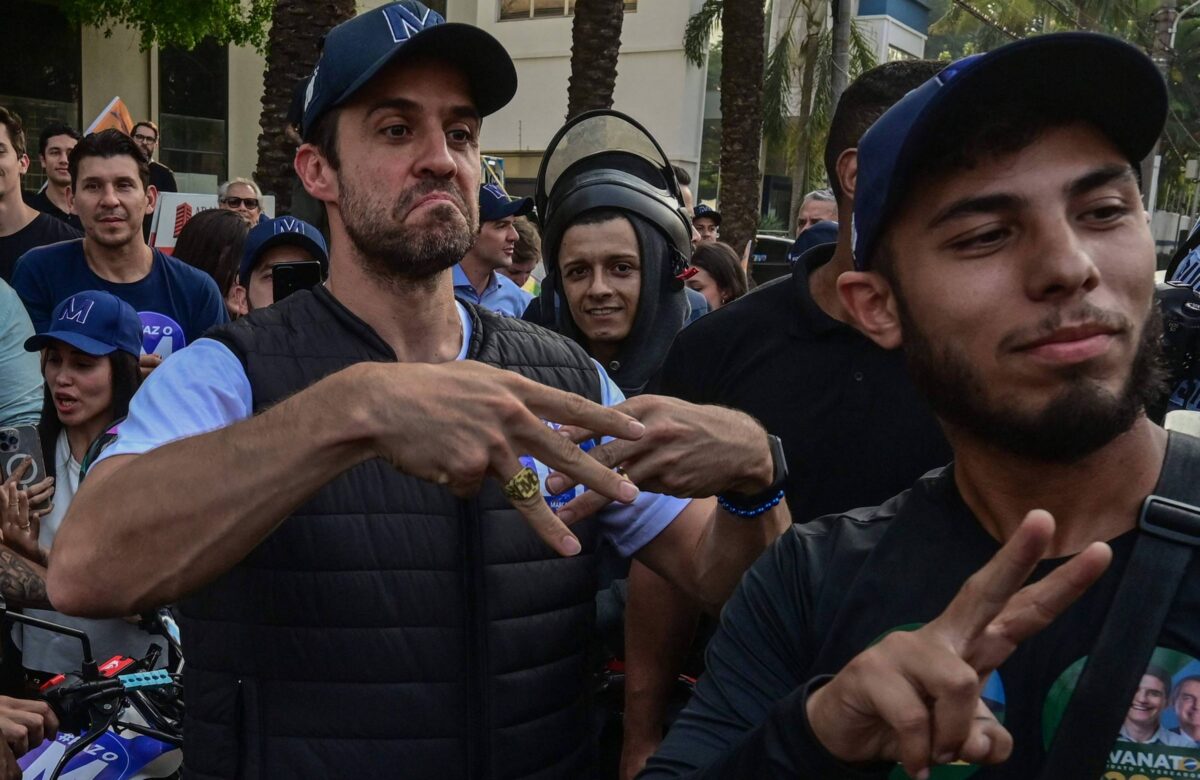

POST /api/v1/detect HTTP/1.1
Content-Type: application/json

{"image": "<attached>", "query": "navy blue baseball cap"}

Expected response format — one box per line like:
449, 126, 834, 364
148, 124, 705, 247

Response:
853, 32, 1168, 271
787, 220, 839, 263
693, 204, 721, 225
479, 183, 533, 222
240, 216, 329, 285
25, 291, 142, 357
301, 1, 518, 138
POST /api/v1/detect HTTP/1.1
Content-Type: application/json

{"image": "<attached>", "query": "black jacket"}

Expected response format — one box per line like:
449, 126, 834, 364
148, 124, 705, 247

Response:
183, 286, 606, 779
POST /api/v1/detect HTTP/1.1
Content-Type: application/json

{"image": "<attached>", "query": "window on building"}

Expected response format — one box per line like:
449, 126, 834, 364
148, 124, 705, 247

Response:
159, 38, 228, 189
500, 0, 636, 21
0, 1, 82, 192
888, 45, 917, 61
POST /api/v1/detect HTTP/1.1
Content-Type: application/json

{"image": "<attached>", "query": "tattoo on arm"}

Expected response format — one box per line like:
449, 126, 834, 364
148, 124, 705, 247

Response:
0, 547, 49, 608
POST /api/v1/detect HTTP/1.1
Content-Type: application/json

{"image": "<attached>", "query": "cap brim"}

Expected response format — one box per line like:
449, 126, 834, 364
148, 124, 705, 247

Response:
241, 233, 329, 284
331, 23, 517, 120
485, 196, 533, 222
25, 331, 119, 356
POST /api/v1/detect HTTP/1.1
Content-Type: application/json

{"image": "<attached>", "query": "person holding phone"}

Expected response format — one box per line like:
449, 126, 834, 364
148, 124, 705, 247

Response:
227, 215, 328, 316
13, 290, 162, 680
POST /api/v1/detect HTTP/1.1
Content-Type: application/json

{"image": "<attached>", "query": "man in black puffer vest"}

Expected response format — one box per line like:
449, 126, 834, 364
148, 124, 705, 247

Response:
46, 4, 792, 777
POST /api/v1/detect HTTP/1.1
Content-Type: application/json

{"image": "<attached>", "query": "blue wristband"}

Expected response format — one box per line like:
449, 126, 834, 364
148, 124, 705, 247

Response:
717, 489, 785, 519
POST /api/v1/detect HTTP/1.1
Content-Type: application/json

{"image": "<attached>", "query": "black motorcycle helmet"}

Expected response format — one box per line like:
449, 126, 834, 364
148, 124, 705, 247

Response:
534, 110, 694, 395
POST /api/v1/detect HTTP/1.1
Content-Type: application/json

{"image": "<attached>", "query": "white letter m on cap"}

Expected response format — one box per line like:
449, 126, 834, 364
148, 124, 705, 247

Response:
59, 297, 95, 325
383, 5, 431, 43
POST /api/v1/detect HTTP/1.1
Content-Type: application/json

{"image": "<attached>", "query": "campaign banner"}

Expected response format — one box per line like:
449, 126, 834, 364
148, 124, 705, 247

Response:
20, 729, 178, 779
148, 192, 276, 254
84, 97, 134, 136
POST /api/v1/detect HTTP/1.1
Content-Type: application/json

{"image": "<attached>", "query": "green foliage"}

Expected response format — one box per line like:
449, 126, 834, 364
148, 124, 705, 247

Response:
926, 0, 1200, 220
61, 0, 274, 53
684, 0, 724, 67
791, 19, 876, 191
761, 1, 805, 145
758, 212, 787, 232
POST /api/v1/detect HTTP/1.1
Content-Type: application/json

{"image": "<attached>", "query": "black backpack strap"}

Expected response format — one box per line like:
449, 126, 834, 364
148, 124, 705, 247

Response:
1040, 431, 1200, 777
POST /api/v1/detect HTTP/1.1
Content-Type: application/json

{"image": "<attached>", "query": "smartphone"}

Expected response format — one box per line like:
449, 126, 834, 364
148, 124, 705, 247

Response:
272, 261, 324, 304
0, 425, 46, 495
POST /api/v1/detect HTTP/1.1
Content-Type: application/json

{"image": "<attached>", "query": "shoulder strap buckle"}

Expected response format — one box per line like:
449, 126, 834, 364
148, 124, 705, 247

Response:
1139, 494, 1200, 546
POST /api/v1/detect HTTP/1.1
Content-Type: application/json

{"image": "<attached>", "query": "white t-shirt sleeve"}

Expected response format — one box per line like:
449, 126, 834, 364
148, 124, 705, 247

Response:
97, 338, 253, 463
587, 360, 691, 558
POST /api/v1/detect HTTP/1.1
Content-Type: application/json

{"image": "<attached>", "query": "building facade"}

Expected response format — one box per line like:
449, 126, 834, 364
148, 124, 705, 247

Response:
5, 0, 927, 211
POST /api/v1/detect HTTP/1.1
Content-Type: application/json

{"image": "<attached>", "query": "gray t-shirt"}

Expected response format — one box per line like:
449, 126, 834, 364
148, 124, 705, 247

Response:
0, 280, 42, 427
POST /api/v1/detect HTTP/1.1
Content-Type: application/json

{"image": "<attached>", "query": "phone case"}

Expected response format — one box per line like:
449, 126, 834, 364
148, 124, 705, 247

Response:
0, 425, 47, 491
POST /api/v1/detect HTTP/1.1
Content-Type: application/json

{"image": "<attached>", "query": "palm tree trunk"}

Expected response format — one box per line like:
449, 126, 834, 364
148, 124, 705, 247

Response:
830, 0, 851, 105
566, 0, 626, 120
788, 26, 821, 234
718, 0, 767, 255
254, 0, 356, 214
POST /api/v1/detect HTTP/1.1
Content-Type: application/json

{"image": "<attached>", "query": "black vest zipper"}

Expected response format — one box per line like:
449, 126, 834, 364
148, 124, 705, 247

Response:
462, 497, 490, 778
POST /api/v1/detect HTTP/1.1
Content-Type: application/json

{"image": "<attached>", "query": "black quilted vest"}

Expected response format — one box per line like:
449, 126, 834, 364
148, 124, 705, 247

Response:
181, 286, 603, 779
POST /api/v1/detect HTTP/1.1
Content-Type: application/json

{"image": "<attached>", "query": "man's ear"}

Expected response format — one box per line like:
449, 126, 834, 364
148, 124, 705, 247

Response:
145, 184, 158, 215
295, 144, 338, 203
836, 148, 858, 202
837, 269, 903, 349
227, 284, 249, 318
18, 154, 30, 177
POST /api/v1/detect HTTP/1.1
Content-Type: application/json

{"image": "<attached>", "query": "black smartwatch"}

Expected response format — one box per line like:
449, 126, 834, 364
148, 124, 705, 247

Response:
717, 434, 788, 516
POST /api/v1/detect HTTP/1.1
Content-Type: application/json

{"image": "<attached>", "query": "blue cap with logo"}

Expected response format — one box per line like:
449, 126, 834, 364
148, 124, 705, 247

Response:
301, 1, 518, 138
479, 183, 533, 223
693, 204, 721, 226
852, 32, 1168, 271
240, 216, 329, 285
25, 291, 143, 358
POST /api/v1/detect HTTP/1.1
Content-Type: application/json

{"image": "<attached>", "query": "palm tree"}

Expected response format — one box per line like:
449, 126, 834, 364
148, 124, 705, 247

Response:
759, 1, 875, 230
566, 0, 628, 119
689, 0, 766, 254
254, 0, 356, 214
686, 0, 875, 236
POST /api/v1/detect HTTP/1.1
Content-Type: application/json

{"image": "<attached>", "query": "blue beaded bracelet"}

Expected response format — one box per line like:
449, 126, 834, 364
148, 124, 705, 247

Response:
716, 489, 785, 519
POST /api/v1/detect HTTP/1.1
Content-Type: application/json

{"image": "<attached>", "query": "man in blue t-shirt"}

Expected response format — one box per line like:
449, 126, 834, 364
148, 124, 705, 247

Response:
11, 129, 226, 372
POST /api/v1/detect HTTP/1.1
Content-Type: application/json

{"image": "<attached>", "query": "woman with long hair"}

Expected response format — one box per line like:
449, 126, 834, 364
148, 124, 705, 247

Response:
173, 208, 250, 319
12, 290, 160, 680
686, 241, 748, 312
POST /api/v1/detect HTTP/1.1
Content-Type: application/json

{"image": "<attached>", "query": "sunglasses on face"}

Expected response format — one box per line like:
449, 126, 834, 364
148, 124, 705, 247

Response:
133, 134, 158, 144
222, 197, 260, 209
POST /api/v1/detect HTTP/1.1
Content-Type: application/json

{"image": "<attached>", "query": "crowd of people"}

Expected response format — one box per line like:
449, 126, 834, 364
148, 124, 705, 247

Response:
0, 2, 1194, 778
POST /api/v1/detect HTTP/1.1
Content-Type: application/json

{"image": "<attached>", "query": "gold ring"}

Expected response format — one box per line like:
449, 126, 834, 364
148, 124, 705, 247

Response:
502, 466, 541, 503
17, 523, 29, 530
614, 466, 631, 481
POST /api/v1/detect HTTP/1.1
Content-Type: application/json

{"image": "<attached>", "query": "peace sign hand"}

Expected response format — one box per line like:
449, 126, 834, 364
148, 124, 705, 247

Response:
805, 510, 1112, 779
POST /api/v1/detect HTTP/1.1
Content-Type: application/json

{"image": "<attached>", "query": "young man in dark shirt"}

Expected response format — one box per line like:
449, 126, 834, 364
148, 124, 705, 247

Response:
0, 110, 79, 282
131, 121, 177, 241
621, 60, 950, 778
130, 121, 178, 196
641, 33, 1183, 779
25, 122, 83, 231
12, 129, 225, 367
